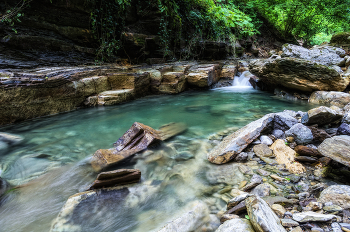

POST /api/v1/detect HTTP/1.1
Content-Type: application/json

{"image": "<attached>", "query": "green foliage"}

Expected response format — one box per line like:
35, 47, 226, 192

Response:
245, 215, 250, 220
244, 0, 350, 44
0, 0, 32, 33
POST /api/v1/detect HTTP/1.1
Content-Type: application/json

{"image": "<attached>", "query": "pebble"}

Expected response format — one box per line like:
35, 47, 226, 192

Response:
331, 222, 342, 232
270, 174, 285, 182
271, 204, 286, 217
257, 169, 270, 176
281, 218, 299, 227
323, 205, 343, 213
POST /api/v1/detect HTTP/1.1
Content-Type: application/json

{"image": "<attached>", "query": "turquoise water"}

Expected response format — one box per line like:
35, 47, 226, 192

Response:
0, 87, 315, 232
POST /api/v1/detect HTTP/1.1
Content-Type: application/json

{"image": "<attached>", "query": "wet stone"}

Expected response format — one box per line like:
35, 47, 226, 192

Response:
281, 218, 299, 227
253, 144, 273, 158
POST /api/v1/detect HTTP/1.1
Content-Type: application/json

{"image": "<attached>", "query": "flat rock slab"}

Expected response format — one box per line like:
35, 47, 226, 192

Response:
88, 169, 141, 190
292, 212, 336, 222
208, 113, 275, 164
246, 195, 287, 232
97, 89, 134, 106
215, 219, 255, 232
318, 135, 350, 167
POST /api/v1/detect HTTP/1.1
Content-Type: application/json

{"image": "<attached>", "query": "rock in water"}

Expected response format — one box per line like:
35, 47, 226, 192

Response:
208, 113, 275, 164
0, 132, 24, 145
245, 195, 287, 232
319, 185, 350, 209
215, 219, 255, 232
0, 177, 9, 197
91, 122, 187, 171
50, 187, 130, 232
271, 139, 305, 174
88, 169, 141, 190
157, 201, 210, 232
318, 135, 350, 167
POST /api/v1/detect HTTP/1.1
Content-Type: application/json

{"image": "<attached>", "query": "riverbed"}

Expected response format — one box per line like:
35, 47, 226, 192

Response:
0, 86, 315, 232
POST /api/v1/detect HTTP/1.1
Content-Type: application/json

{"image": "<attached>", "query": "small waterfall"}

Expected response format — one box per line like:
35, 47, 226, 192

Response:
232, 71, 254, 88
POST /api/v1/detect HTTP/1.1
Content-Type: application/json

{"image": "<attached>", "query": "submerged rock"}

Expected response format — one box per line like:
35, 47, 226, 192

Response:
215, 219, 255, 232
0, 177, 9, 197
0, 132, 24, 145
157, 201, 210, 232
245, 195, 287, 232
318, 135, 350, 167
50, 187, 130, 232
88, 169, 141, 190
319, 185, 350, 209
208, 113, 275, 164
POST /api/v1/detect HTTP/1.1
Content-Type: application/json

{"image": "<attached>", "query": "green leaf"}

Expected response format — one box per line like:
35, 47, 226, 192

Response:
245, 215, 250, 220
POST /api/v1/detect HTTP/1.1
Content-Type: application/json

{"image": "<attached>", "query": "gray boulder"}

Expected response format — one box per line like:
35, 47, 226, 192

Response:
285, 123, 313, 144
249, 58, 349, 92
272, 129, 285, 139
318, 135, 350, 167
309, 91, 350, 108
282, 44, 345, 66
208, 113, 275, 164
215, 219, 255, 232
301, 106, 341, 125
319, 185, 350, 209
274, 112, 298, 131
337, 123, 350, 135
246, 195, 287, 232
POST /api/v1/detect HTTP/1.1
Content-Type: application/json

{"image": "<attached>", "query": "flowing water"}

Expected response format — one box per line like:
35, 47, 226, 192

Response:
0, 84, 316, 232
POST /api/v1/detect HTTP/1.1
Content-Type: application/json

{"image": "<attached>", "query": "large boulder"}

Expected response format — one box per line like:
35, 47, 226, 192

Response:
207, 113, 275, 164
245, 195, 287, 232
301, 106, 341, 125
330, 32, 350, 45
319, 185, 350, 209
281, 44, 345, 66
309, 91, 350, 108
215, 219, 255, 232
318, 135, 350, 167
159, 72, 187, 94
249, 58, 349, 92
186, 64, 221, 87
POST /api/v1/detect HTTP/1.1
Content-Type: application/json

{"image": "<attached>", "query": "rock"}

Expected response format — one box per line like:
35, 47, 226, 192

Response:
274, 112, 298, 131
343, 112, 350, 124
241, 174, 263, 191
260, 135, 273, 145
318, 136, 350, 167
285, 124, 313, 145
245, 195, 287, 232
323, 205, 343, 213
319, 185, 350, 209
309, 91, 350, 108
0, 132, 24, 145
50, 187, 130, 232
158, 201, 210, 232
308, 127, 331, 143
221, 65, 237, 79
338, 123, 350, 135
251, 183, 271, 198
295, 156, 318, 163
281, 218, 299, 227
257, 169, 271, 176
225, 201, 247, 215
331, 222, 343, 232
227, 193, 252, 209
97, 89, 134, 106
291, 227, 303, 232
307, 202, 323, 211
219, 214, 240, 223
0, 141, 9, 153
88, 169, 141, 190
292, 212, 336, 222
272, 129, 285, 139
234, 152, 248, 162
208, 113, 275, 164
107, 72, 151, 97
330, 32, 350, 45
215, 219, 255, 232
281, 44, 345, 66
271, 204, 286, 217
159, 72, 187, 94
270, 139, 306, 174
0, 177, 9, 197
295, 145, 322, 157
270, 174, 285, 182
157, 122, 188, 141
186, 64, 221, 87
249, 58, 349, 92
262, 196, 295, 206
253, 144, 273, 158
301, 106, 341, 125
206, 163, 247, 186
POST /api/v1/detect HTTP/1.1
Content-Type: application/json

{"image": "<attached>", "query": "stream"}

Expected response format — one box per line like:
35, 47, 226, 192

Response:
0, 80, 316, 232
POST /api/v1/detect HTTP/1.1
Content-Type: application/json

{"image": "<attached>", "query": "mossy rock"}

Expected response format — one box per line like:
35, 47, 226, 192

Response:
330, 32, 350, 45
